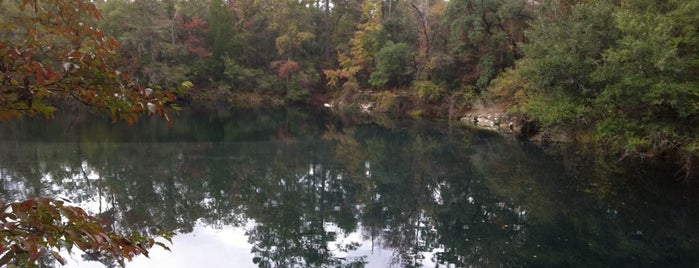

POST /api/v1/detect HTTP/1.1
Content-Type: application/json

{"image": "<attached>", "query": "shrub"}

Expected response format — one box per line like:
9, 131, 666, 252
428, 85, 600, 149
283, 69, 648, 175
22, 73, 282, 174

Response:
374, 91, 400, 113
369, 42, 415, 87
413, 80, 446, 102
487, 67, 530, 107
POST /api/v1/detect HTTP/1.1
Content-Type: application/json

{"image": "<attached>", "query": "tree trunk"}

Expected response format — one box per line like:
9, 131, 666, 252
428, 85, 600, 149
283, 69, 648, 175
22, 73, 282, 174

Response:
323, 0, 332, 62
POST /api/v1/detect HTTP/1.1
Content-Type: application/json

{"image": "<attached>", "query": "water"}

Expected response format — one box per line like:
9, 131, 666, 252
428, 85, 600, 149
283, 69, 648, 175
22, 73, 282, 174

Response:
1, 107, 698, 267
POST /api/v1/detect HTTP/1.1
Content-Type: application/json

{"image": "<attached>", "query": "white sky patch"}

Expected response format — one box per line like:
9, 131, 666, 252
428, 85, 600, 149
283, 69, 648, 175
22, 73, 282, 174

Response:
365, 161, 372, 178
432, 181, 447, 205
65, 220, 259, 268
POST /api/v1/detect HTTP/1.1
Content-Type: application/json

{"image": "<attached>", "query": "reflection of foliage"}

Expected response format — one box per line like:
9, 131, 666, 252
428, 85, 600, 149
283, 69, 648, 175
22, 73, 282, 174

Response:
0, 198, 171, 267
1, 109, 699, 267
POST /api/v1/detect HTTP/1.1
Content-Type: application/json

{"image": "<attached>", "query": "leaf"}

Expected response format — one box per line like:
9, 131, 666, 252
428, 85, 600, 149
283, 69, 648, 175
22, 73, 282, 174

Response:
137, 245, 149, 258
0, 251, 15, 267
154, 241, 171, 251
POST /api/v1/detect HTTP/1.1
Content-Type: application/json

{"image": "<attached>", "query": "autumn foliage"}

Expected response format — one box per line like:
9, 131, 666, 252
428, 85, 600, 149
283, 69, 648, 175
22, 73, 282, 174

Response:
0, 0, 184, 124
0, 198, 172, 267
177, 15, 212, 57
271, 60, 300, 79
0, 0, 178, 266
323, 0, 382, 88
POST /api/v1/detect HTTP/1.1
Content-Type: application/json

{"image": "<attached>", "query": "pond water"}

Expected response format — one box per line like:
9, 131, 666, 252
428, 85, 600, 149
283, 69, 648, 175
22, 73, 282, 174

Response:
1, 107, 698, 267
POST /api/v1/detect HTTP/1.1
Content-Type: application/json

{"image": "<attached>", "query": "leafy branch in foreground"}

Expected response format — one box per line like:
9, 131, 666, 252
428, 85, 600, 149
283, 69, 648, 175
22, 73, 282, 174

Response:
0, 198, 173, 267
1, 1, 179, 266
0, 0, 189, 124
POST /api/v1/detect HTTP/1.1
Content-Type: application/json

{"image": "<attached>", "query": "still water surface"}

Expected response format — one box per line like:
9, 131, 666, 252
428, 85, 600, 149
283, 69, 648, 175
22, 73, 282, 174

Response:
1, 107, 698, 267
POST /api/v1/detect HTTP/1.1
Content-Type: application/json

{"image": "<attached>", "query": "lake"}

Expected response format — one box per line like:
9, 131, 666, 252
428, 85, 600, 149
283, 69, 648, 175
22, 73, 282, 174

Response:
1, 107, 698, 267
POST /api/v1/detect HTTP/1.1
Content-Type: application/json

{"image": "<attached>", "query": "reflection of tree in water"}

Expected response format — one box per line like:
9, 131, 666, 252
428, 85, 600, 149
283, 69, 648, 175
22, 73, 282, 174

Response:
229, 137, 369, 267
352, 126, 515, 267
466, 138, 699, 266
1, 109, 699, 267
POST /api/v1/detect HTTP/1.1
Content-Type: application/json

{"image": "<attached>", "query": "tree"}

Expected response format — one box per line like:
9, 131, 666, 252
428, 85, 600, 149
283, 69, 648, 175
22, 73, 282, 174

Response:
99, 0, 209, 86
369, 42, 414, 87
591, 0, 699, 174
516, 0, 699, 177
207, 0, 238, 60
444, 0, 532, 90
0, 0, 183, 123
324, 0, 383, 89
268, 1, 316, 99
520, 0, 619, 126
0, 0, 180, 265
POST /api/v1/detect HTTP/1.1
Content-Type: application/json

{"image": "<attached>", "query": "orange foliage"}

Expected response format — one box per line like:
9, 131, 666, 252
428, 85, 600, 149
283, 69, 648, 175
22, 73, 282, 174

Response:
271, 60, 301, 79
0, 0, 180, 124
323, 0, 382, 88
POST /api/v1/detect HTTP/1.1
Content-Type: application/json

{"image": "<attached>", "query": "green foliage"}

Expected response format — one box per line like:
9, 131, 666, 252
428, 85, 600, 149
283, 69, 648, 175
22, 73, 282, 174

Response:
525, 93, 587, 127
224, 56, 281, 92
413, 80, 446, 102
511, 0, 699, 173
475, 54, 496, 89
374, 91, 400, 113
207, 0, 240, 61
589, 0, 699, 158
99, 0, 210, 87
381, 2, 419, 46
444, 0, 532, 89
518, 1, 619, 127
522, 1, 619, 99
0, 198, 172, 267
275, 31, 316, 60
407, 108, 425, 119
285, 87, 311, 103
367, 71, 389, 88
486, 67, 529, 107
369, 42, 414, 87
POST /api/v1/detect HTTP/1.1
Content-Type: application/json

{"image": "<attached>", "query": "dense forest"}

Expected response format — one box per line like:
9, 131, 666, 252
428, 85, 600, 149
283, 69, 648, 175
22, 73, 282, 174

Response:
77, 0, 699, 178
105, 0, 699, 176
1, 0, 698, 168
1, 0, 698, 265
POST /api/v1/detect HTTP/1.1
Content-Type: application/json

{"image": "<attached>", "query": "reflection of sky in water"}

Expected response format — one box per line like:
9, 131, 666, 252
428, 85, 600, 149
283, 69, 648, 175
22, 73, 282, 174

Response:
67, 221, 259, 268
62, 219, 439, 268
34, 165, 431, 268
2, 156, 440, 267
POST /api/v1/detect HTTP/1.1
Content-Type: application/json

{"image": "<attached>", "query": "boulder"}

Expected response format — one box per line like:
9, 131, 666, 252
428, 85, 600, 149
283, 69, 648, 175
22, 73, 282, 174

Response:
461, 112, 515, 134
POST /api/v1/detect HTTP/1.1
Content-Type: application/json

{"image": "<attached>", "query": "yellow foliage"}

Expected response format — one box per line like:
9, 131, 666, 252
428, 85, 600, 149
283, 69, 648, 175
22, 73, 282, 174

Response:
324, 0, 383, 89
487, 68, 531, 106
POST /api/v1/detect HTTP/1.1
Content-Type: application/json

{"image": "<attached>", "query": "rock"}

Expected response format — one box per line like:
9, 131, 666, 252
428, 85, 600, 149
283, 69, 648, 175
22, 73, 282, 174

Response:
460, 112, 517, 134
360, 102, 374, 113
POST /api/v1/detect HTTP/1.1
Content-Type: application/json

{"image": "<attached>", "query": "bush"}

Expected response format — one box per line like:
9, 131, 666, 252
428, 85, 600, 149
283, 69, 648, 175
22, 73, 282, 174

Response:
487, 67, 530, 107
374, 91, 400, 113
286, 88, 311, 103
223, 56, 281, 92
412, 80, 446, 102
369, 42, 415, 87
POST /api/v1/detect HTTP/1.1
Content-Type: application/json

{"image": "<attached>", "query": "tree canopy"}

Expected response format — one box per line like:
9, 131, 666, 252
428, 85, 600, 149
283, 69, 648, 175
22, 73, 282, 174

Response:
508, 0, 699, 176
0, 0, 184, 124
